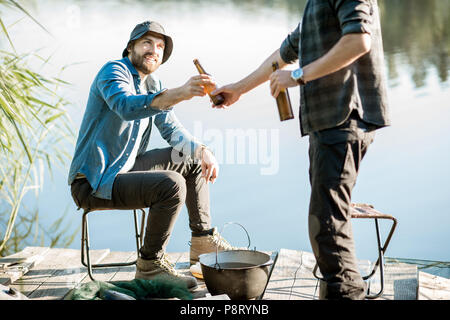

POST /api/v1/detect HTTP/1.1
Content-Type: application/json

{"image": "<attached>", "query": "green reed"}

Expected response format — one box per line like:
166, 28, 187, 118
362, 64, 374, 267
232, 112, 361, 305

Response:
0, 0, 77, 255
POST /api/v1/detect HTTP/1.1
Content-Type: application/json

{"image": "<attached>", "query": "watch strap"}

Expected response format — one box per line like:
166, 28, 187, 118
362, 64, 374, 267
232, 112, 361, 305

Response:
296, 77, 306, 86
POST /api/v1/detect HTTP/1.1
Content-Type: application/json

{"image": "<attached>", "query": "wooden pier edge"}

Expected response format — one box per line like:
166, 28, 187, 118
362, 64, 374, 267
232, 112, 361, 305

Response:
1, 247, 449, 300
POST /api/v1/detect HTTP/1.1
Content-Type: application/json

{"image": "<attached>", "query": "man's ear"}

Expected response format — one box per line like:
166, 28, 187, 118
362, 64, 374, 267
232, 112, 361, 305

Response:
127, 41, 134, 56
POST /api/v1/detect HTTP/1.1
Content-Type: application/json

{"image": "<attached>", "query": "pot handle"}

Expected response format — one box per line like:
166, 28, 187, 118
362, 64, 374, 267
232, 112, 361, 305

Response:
259, 259, 274, 268
214, 222, 252, 269
219, 222, 252, 250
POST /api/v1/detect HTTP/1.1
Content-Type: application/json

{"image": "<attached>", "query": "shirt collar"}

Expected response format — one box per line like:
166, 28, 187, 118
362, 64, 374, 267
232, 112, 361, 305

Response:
122, 56, 139, 76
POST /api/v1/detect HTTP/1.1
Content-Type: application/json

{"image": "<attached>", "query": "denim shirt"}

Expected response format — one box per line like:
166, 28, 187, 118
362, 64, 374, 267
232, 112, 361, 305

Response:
68, 57, 203, 200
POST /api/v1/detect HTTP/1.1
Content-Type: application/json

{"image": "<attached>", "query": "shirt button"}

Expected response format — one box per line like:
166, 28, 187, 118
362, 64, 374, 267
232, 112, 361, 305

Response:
126, 153, 129, 156
132, 138, 135, 141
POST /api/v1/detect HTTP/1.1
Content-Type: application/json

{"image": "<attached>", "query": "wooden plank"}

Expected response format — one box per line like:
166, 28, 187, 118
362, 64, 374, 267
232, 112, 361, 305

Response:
418, 271, 450, 300
6, 247, 436, 301
28, 248, 110, 300
65, 251, 203, 300
108, 252, 137, 282
11, 248, 78, 297
166, 252, 190, 270
165, 252, 224, 299
0, 247, 50, 286
262, 248, 419, 300
366, 263, 418, 300
263, 249, 319, 300
165, 252, 210, 299
66, 251, 208, 300
11, 248, 109, 300
79, 251, 136, 283
0, 247, 50, 267
63, 251, 136, 300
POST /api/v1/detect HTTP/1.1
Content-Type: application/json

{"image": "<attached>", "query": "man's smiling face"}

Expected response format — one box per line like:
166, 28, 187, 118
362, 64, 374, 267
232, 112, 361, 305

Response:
128, 32, 165, 76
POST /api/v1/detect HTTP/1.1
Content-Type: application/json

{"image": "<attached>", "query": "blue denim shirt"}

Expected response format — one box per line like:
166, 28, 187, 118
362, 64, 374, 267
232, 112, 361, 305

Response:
68, 57, 203, 200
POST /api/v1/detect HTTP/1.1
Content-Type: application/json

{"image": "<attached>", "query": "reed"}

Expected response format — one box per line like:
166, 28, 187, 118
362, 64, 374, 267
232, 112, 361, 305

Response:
0, 0, 76, 255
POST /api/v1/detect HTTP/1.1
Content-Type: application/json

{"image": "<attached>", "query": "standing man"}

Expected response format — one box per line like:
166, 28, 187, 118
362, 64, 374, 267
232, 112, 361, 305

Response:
213, 0, 390, 299
68, 21, 235, 290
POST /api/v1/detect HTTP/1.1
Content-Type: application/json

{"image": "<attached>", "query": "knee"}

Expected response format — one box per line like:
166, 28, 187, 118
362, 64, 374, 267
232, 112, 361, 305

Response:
161, 171, 187, 203
70, 179, 92, 210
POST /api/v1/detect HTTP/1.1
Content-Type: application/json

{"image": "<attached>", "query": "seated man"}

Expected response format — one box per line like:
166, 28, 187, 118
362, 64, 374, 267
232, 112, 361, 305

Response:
68, 20, 234, 289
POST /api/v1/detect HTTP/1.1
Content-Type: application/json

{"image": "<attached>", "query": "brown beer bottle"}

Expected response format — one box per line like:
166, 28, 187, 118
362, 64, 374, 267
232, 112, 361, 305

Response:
193, 59, 225, 106
272, 62, 294, 121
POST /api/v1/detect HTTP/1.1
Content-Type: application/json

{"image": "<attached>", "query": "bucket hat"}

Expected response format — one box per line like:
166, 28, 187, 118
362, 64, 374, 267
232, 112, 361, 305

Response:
122, 21, 173, 64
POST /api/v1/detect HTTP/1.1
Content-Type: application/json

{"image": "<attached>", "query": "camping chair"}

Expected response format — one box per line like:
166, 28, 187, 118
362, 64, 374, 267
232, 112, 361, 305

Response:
312, 203, 398, 299
81, 208, 146, 281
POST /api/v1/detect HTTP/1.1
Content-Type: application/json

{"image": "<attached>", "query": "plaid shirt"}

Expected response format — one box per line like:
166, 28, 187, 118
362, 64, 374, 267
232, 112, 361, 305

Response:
280, 0, 390, 136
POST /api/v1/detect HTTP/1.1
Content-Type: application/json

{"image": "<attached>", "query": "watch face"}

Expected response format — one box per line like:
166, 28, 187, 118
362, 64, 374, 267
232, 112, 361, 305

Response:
292, 68, 303, 80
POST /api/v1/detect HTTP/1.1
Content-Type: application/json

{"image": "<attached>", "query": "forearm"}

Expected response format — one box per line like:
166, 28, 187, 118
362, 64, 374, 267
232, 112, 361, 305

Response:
303, 33, 371, 83
150, 87, 186, 110
151, 74, 215, 110
236, 49, 288, 94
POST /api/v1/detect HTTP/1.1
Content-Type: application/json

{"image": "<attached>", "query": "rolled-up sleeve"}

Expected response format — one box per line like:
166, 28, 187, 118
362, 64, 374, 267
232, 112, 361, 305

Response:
97, 61, 165, 121
280, 23, 301, 64
332, 0, 373, 36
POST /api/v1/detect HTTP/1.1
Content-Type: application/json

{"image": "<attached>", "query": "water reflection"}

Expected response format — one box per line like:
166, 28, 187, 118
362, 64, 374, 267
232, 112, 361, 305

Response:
8, 0, 450, 89
378, 0, 450, 88
114, 0, 450, 88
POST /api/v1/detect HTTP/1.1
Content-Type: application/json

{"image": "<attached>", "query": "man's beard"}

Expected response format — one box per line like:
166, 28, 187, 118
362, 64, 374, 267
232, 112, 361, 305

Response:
130, 49, 158, 75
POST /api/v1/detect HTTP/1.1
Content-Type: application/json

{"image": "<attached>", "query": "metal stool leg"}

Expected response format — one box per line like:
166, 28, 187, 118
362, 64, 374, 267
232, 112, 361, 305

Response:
81, 210, 95, 281
80, 208, 146, 282
140, 209, 146, 248
312, 216, 397, 299
362, 216, 397, 299
133, 209, 146, 258
365, 218, 385, 299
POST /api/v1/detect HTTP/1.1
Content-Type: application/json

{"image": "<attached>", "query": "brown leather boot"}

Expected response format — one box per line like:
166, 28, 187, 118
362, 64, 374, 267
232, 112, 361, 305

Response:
189, 227, 238, 265
135, 254, 198, 290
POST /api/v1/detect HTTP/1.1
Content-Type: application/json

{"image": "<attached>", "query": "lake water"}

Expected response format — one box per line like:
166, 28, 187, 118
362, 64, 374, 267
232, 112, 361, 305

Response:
2, 0, 450, 262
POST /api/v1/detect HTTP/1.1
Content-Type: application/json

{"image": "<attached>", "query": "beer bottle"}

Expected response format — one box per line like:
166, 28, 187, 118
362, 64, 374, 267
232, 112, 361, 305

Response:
272, 62, 294, 121
193, 59, 225, 106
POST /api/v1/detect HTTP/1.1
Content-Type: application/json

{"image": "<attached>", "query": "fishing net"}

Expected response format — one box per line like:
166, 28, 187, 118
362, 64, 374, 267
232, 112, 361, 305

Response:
70, 278, 193, 300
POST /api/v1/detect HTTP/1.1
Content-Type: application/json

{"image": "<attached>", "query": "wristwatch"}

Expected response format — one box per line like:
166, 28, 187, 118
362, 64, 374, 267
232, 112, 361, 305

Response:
291, 68, 306, 86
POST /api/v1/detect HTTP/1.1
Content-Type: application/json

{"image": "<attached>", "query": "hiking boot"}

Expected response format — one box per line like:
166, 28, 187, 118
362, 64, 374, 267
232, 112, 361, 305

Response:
135, 254, 198, 290
189, 227, 239, 265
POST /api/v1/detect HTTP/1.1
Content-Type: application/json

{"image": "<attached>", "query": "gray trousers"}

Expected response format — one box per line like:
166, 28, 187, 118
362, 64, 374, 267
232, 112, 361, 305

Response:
71, 147, 211, 260
308, 113, 376, 300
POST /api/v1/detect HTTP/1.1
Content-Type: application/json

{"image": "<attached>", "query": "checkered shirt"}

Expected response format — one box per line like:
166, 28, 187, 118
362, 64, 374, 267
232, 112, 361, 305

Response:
280, 0, 390, 136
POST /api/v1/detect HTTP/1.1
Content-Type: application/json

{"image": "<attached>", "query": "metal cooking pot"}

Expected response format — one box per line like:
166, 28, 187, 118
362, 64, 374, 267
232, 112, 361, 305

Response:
199, 250, 273, 300
198, 223, 274, 300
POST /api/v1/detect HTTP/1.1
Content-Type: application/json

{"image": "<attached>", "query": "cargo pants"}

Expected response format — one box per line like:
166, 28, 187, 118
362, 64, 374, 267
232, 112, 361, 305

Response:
308, 112, 376, 300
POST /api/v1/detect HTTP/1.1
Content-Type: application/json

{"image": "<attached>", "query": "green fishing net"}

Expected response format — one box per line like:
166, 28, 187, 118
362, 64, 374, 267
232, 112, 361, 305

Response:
70, 278, 193, 300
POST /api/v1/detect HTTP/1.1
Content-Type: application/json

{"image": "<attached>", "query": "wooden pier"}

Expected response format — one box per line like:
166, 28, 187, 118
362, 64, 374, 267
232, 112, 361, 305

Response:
1, 247, 449, 300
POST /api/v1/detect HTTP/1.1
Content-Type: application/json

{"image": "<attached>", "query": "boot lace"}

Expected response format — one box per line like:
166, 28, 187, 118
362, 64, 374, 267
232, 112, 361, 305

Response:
211, 231, 235, 250
154, 254, 181, 276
